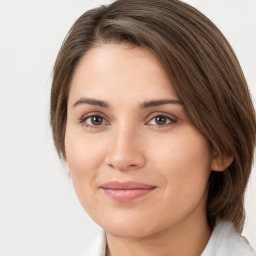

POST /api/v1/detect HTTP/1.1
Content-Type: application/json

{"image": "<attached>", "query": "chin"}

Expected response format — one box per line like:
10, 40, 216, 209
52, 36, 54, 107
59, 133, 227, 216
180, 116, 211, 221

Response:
98, 216, 162, 239
105, 225, 153, 239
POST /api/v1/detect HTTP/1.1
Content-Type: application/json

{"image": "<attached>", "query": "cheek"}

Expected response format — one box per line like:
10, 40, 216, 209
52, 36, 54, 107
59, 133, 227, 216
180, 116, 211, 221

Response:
152, 124, 211, 167
64, 131, 108, 217
65, 131, 106, 175
147, 127, 212, 224
64, 130, 107, 202
148, 126, 212, 194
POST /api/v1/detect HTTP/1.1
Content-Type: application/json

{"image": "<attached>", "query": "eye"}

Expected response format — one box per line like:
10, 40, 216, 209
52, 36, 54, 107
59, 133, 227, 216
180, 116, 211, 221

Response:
147, 114, 176, 127
80, 114, 108, 128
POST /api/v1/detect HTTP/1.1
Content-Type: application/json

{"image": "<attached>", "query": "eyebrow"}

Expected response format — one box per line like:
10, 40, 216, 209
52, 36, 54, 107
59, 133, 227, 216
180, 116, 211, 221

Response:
72, 98, 109, 108
72, 97, 182, 109
140, 99, 183, 108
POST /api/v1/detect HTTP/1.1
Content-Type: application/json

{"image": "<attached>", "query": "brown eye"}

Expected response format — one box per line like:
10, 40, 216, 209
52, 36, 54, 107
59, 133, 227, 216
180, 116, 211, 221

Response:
90, 116, 103, 125
82, 115, 107, 127
147, 114, 176, 127
155, 116, 168, 125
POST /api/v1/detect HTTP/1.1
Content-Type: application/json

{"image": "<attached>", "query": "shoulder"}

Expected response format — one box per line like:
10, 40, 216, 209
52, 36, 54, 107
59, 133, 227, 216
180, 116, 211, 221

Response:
201, 220, 256, 256
77, 230, 106, 256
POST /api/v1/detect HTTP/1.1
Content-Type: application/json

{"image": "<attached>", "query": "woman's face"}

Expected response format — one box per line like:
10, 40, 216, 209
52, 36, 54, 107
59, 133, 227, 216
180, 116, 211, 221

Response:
65, 43, 216, 238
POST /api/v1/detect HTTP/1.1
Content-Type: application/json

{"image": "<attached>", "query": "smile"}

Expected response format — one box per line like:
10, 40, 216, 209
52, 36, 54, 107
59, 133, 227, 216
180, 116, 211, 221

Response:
100, 181, 156, 202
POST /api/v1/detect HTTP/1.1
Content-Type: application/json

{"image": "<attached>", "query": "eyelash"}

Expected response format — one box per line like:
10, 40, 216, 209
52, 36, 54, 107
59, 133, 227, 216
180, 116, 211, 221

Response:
146, 113, 177, 127
79, 113, 177, 129
79, 113, 109, 128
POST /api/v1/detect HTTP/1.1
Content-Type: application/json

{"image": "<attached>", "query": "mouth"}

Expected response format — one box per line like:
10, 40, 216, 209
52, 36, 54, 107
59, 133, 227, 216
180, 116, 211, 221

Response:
100, 181, 157, 202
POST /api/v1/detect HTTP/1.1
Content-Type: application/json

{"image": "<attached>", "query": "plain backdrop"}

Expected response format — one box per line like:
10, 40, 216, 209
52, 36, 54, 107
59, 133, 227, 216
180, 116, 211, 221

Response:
0, 0, 255, 255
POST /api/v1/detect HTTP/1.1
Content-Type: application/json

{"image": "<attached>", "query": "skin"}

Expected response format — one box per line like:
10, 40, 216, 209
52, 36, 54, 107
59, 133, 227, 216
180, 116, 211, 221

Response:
65, 43, 231, 256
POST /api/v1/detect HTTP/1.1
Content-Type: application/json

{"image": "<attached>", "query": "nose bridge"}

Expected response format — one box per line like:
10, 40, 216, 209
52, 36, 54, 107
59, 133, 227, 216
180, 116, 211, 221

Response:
105, 121, 145, 171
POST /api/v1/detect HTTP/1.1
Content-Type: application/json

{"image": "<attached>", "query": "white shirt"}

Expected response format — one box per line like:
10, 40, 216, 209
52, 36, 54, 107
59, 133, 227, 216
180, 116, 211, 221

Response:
79, 221, 256, 256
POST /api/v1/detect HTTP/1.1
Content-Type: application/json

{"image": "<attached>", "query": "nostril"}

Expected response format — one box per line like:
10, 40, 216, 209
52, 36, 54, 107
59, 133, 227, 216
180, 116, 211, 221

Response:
106, 155, 145, 171
128, 164, 138, 168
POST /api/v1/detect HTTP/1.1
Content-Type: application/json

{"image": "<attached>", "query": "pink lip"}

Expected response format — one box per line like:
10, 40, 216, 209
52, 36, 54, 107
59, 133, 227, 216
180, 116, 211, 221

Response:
100, 181, 156, 202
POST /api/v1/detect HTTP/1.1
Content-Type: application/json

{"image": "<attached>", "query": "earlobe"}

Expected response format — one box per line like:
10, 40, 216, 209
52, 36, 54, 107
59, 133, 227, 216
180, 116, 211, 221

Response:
211, 151, 234, 172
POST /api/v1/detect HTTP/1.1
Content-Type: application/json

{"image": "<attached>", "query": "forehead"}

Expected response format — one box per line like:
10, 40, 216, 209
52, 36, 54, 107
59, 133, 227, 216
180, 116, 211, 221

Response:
68, 43, 179, 105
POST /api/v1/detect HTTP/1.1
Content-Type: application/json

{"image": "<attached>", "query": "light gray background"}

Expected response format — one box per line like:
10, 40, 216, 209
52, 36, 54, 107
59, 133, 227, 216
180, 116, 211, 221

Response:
0, 0, 255, 255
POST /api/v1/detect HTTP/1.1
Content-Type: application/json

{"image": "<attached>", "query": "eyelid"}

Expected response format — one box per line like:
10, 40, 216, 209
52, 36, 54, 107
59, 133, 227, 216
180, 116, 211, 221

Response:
78, 111, 177, 128
145, 112, 177, 126
79, 112, 110, 127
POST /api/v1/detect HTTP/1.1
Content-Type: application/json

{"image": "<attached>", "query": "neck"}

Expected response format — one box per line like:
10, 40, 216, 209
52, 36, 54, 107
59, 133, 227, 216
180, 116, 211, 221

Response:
106, 212, 211, 256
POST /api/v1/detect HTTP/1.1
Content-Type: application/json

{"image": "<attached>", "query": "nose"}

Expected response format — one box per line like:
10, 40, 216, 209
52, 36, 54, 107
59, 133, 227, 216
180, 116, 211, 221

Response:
105, 125, 146, 171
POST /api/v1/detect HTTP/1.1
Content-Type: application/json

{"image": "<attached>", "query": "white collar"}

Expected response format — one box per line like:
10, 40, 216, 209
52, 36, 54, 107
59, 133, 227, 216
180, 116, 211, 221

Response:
201, 220, 255, 255
79, 221, 255, 256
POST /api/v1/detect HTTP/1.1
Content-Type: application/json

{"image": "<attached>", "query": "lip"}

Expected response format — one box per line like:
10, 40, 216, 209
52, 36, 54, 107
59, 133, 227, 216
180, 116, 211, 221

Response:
100, 181, 156, 202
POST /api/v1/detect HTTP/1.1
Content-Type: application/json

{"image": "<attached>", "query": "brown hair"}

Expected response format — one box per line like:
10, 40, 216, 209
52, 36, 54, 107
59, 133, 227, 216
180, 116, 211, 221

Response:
50, 0, 256, 232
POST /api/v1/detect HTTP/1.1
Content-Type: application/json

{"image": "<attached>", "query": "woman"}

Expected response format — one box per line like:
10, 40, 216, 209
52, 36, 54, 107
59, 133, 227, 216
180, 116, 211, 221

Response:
50, 0, 256, 255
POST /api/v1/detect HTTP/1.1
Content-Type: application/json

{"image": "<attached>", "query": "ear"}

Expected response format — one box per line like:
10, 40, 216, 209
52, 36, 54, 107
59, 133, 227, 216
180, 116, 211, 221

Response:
211, 150, 234, 172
